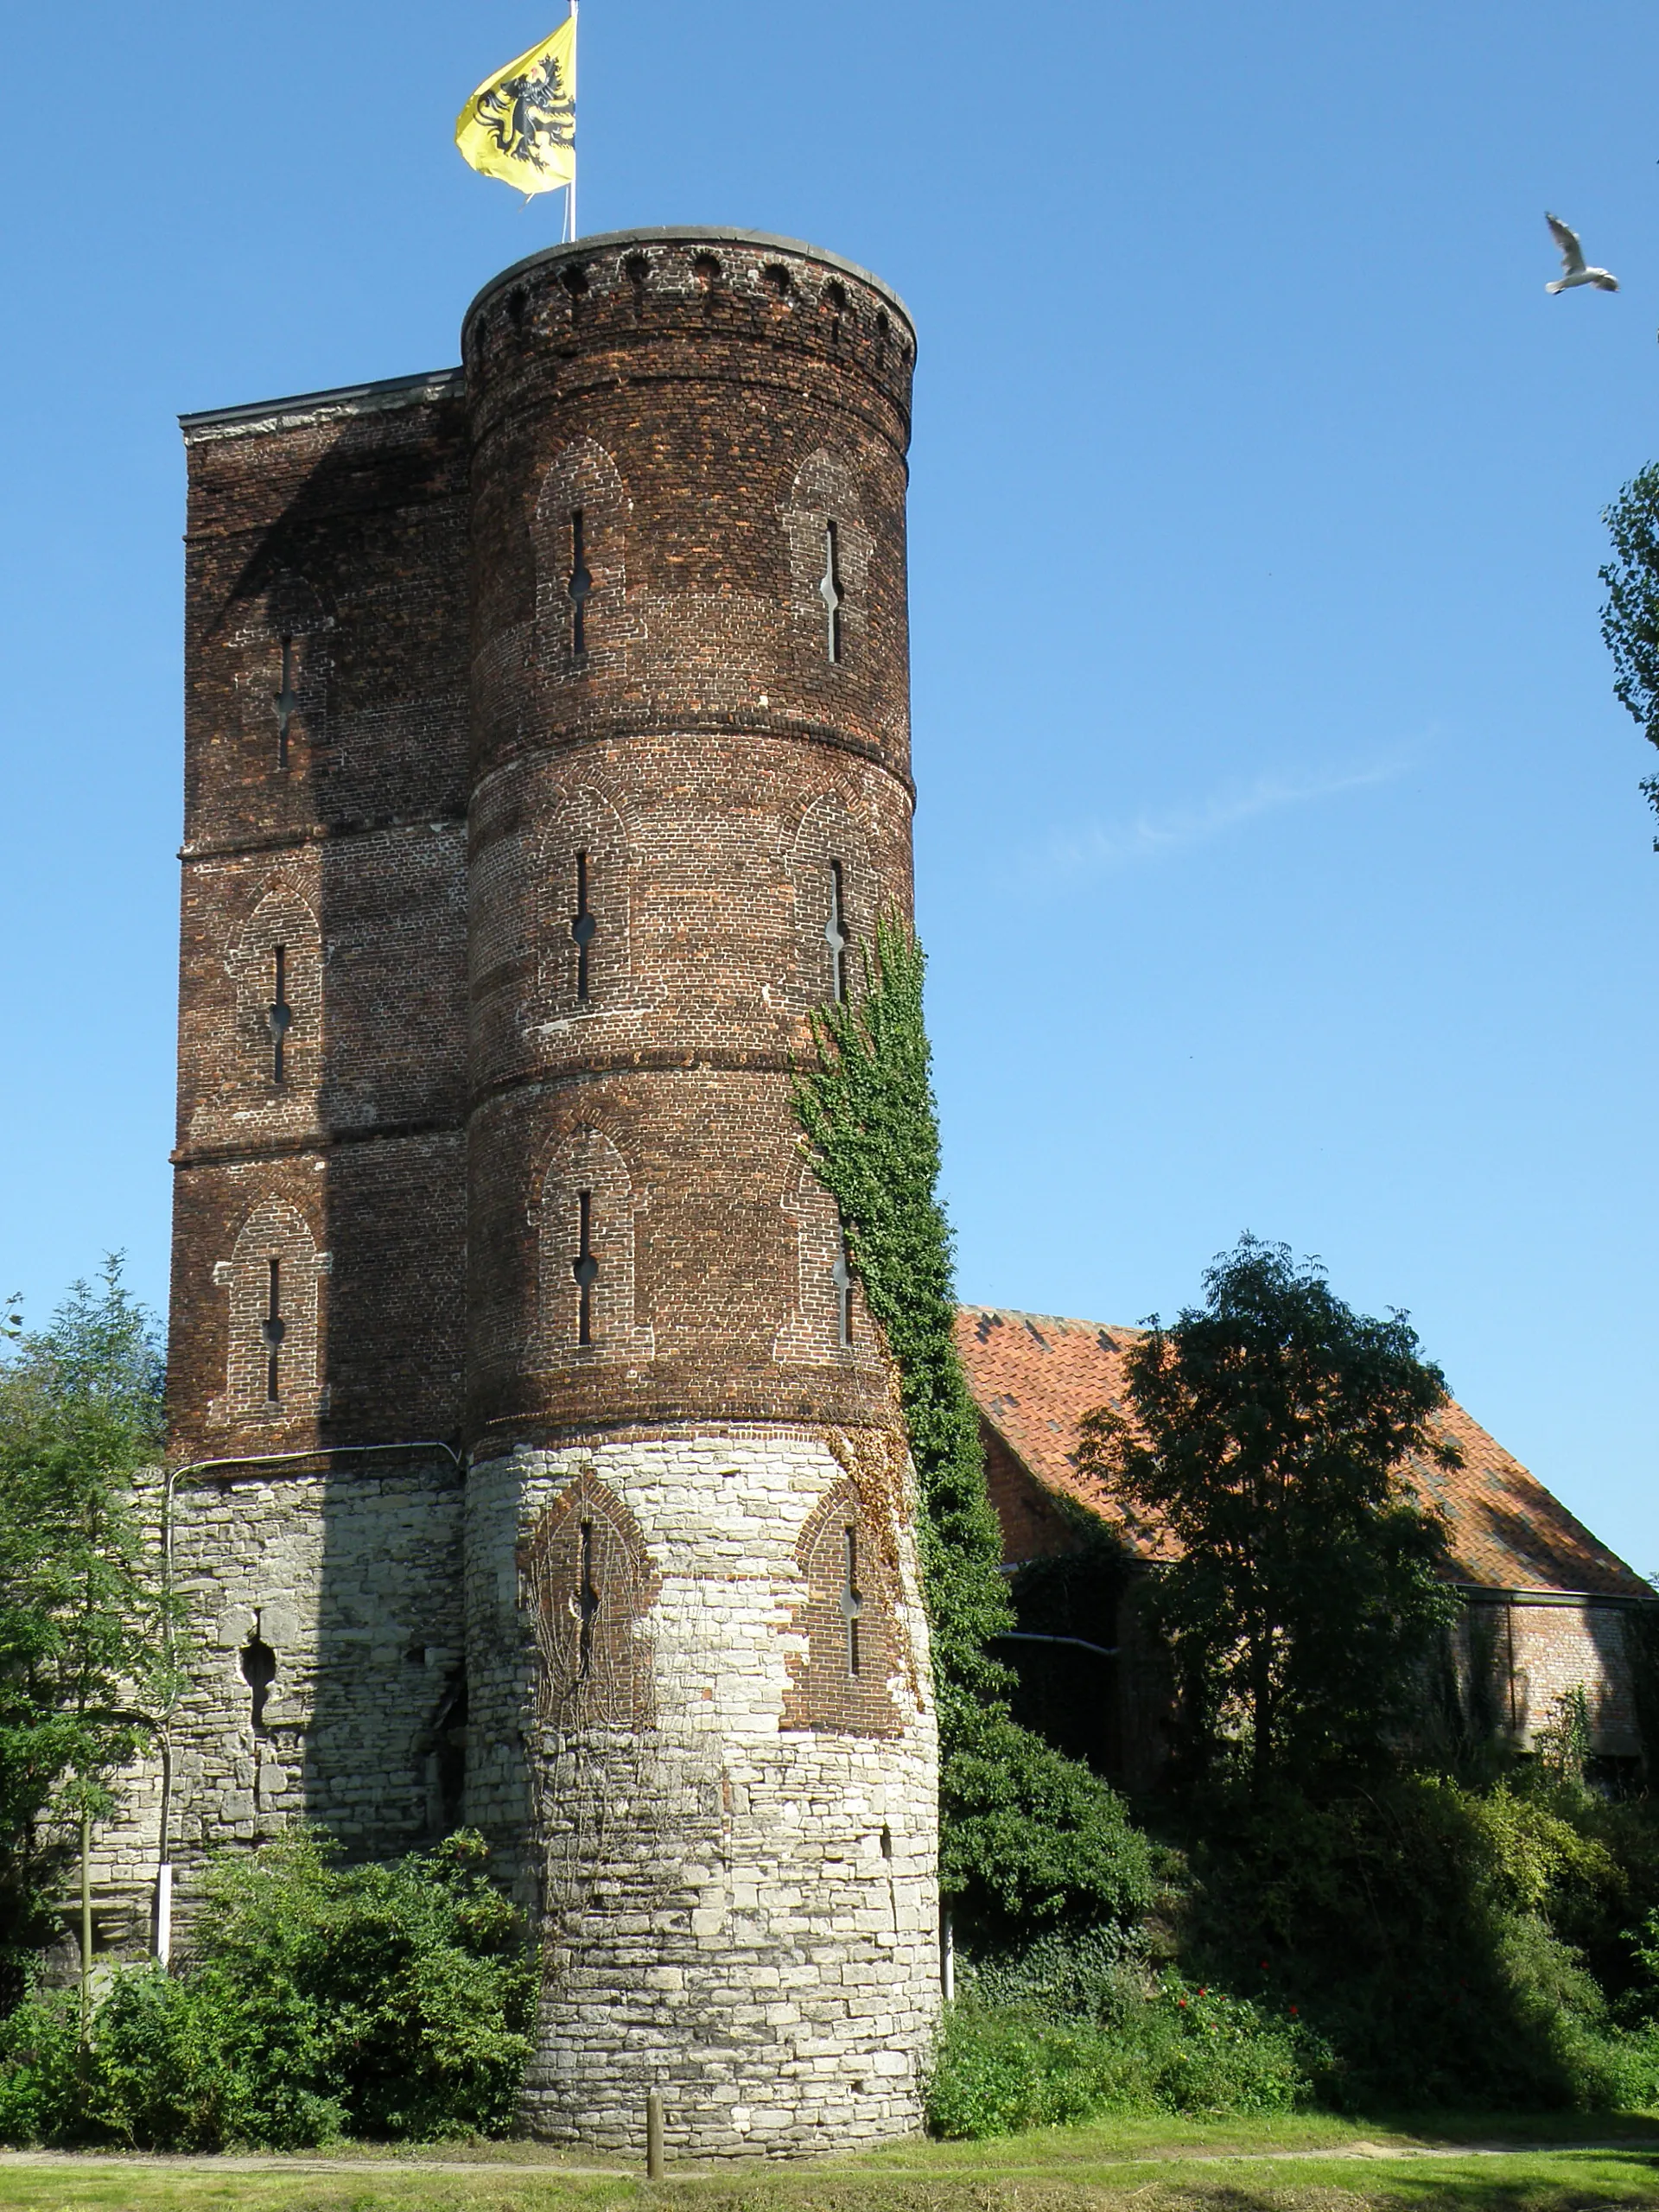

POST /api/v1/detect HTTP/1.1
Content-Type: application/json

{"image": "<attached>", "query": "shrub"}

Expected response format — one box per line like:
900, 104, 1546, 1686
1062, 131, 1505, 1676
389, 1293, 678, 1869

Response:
927, 1974, 1317, 2139
964, 1921, 1146, 2024
0, 1985, 81, 2149
1165, 1772, 1659, 2113
0, 1828, 534, 2148
942, 1704, 1154, 1935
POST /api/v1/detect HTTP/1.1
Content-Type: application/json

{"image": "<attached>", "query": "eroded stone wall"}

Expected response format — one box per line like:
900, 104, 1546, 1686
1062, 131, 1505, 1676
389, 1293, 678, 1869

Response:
167, 1459, 465, 1869
465, 1427, 938, 2155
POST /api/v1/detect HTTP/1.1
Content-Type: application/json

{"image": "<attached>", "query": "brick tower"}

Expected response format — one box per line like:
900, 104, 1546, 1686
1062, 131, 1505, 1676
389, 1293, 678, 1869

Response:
158, 230, 938, 2155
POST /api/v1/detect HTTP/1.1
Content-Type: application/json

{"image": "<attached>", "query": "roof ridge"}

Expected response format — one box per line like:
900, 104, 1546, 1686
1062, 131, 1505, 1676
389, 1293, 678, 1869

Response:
957, 1304, 1142, 1337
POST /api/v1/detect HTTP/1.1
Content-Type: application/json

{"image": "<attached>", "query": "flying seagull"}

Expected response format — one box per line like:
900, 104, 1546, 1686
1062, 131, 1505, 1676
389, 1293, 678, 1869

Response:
1546, 213, 1618, 294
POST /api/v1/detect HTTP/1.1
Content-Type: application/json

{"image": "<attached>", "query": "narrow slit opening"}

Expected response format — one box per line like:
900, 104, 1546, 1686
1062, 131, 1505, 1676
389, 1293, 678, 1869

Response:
571, 849, 596, 1001
820, 521, 843, 663
842, 1525, 862, 1676
832, 1233, 853, 1350
240, 1622, 276, 1738
263, 1256, 285, 1402
825, 860, 849, 1002
573, 1190, 598, 1344
577, 1519, 598, 1680
274, 637, 298, 768
569, 510, 593, 655
268, 944, 290, 1084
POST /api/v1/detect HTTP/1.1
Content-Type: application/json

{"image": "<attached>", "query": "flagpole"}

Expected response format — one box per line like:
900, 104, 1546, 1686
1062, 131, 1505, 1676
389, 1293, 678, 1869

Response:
567, 0, 579, 242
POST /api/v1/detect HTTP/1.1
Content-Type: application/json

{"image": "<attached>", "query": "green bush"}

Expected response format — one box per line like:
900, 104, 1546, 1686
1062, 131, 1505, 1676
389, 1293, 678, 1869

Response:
0, 1983, 81, 2149
963, 1921, 1146, 2023
927, 1974, 1317, 2139
1161, 1770, 1659, 2113
941, 1703, 1154, 1934
0, 1829, 534, 2149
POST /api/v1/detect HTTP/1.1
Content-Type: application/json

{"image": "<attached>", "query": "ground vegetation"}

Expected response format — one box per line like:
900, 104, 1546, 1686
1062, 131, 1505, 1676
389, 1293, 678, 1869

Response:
0, 1828, 532, 2149
0, 2116, 1655, 2209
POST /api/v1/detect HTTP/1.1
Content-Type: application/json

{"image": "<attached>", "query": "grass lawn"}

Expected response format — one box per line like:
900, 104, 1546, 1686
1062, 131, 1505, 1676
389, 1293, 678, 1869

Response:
3, 2114, 1659, 2211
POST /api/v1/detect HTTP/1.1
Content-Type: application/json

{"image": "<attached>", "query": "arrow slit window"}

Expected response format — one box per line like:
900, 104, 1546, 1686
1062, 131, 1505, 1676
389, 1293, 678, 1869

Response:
568, 511, 593, 655
825, 861, 849, 1002
843, 1525, 861, 1675
573, 1190, 598, 1345
821, 522, 843, 663
264, 1258, 285, 1402
269, 946, 290, 1084
571, 850, 596, 1002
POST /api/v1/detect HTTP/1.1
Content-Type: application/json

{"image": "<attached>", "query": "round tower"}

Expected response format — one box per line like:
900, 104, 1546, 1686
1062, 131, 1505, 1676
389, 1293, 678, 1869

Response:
459, 230, 938, 2156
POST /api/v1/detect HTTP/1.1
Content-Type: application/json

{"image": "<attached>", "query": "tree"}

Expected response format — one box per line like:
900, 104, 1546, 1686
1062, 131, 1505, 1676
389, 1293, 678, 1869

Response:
1599, 464, 1659, 842
795, 920, 1151, 1932
0, 1259, 176, 2018
1075, 1236, 1462, 1791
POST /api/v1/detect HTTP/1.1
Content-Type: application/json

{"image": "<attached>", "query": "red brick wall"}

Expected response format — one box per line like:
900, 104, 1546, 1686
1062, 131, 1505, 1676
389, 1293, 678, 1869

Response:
170, 238, 920, 1465
169, 383, 469, 1459
461, 234, 917, 1454
1497, 1597, 1642, 1757
982, 1420, 1082, 1561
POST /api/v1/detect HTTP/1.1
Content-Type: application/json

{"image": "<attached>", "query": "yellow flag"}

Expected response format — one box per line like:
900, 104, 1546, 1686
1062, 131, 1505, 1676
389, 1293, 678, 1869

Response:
455, 16, 576, 196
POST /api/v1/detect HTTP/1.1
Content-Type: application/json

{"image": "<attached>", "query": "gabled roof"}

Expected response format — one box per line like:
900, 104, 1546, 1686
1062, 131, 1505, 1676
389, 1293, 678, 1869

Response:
955, 1306, 1651, 1601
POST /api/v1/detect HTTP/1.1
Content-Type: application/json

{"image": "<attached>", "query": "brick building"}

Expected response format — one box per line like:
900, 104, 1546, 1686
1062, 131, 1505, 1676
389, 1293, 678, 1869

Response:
957, 1307, 1655, 1788
143, 228, 940, 2158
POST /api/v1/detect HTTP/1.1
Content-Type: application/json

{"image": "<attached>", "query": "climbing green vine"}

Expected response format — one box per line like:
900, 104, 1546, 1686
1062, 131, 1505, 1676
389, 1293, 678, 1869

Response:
795, 918, 1151, 1933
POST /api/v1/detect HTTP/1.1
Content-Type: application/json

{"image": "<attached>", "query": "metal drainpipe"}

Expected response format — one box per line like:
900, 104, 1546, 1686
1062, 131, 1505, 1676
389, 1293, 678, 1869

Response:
989, 1631, 1119, 1659
153, 1440, 464, 1960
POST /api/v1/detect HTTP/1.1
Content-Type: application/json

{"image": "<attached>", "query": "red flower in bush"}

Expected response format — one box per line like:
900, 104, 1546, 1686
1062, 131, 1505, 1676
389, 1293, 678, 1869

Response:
1178, 1997, 1187, 2008
1288, 2005, 1299, 2017
1197, 1986, 1207, 1998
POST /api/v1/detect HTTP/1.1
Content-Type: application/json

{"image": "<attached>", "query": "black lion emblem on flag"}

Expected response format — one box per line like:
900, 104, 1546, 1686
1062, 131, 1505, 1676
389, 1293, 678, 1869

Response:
475, 52, 575, 170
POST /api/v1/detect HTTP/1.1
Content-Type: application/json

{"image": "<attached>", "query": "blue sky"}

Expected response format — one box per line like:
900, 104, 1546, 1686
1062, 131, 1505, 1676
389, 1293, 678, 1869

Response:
2, 0, 1656, 1570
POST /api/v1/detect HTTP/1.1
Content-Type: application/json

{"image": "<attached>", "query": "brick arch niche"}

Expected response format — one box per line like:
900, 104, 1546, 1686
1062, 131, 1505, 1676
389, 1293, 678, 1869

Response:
227, 571, 332, 764
533, 438, 636, 677
518, 1468, 661, 1727
208, 1193, 330, 1428
786, 788, 880, 1015
534, 1125, 654, 1365
528, 781, 632, 1023
225, 880, 322, 1097
782, 1477, 902, 1737
774, 1161, 880, 1370
783, 448, 874, 675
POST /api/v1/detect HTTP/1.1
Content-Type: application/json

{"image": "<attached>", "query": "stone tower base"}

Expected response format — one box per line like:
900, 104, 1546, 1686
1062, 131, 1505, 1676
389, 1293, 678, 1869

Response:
465, 1429, 939, 2156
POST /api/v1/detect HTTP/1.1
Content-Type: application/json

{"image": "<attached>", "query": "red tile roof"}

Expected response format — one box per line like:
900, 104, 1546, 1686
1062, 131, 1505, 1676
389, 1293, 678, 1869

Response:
956, 1306, 1650, 1600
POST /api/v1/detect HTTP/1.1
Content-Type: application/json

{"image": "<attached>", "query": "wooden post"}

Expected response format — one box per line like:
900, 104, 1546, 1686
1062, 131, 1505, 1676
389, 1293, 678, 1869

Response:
646, 2088, 664, 2180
